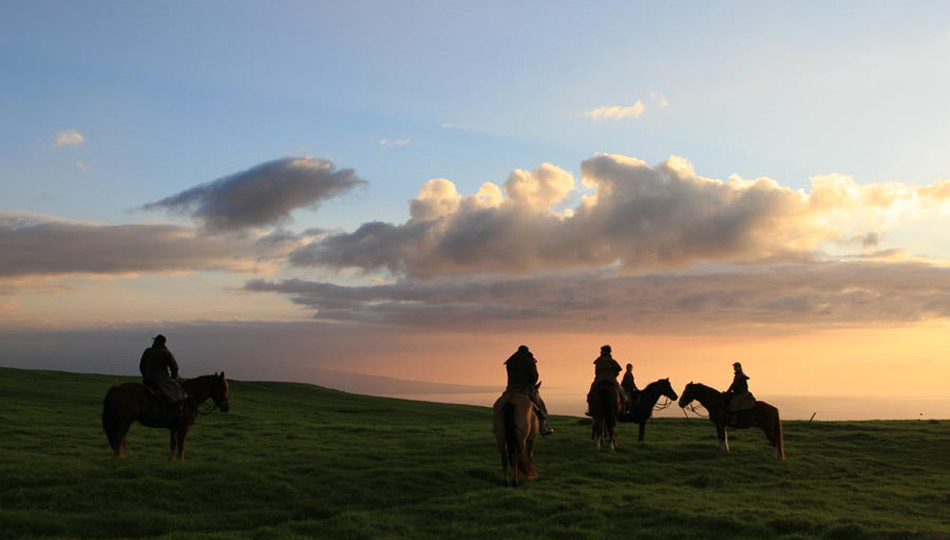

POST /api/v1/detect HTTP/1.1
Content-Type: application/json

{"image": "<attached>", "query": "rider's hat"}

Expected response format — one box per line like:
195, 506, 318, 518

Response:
600, 344, 611, 353
153, 334, 167, 344
517, 345, 529, 352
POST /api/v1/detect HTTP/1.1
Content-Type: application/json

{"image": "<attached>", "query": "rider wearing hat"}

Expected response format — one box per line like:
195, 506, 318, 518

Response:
505, 345, 554, 436
724, 361, 755, 411
621, 362, 639, 413
586, 345, 629, 416
139, 334, 190, 417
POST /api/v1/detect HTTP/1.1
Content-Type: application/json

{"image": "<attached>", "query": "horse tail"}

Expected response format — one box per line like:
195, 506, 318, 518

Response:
599, 385, 617, 422
503, 402, 535, 481
775, 408, 786, 460
102, 387, 119, 454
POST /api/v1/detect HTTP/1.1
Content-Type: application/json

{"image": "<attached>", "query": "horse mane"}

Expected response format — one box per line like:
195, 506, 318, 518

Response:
689, 382, 721, 395
643, 378, 670, 393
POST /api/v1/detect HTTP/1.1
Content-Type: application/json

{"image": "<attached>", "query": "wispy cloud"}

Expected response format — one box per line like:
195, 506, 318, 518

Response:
141, 157, 365, 232
246, 260, 950, 333
0, 212, 289, 280
379, 138, 411, 146
75, 160, 89, 173
53, 129, 85, 147
584, 100, 645, 120
649, 91, 669, 108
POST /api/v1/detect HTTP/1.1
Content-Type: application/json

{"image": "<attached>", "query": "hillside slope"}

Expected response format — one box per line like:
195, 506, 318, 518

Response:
0, 367, 948, 539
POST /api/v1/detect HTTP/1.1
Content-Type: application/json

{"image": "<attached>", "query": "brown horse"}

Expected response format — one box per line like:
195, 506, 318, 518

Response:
590, 381, 622, 450
678, 382, 785, 460
102, 373, 231, 460
619, 378, 679, 442
492, 383, 540, 487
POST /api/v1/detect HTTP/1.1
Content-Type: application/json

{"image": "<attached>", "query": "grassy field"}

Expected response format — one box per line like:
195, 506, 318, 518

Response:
1, 367, 948, 540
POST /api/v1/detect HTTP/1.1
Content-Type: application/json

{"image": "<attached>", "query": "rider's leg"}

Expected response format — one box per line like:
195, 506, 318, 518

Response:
585, 381, 596, 416
531, 390, 554, 436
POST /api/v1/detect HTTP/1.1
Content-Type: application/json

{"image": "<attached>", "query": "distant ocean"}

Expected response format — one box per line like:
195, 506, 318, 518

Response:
379, 390, 950, 421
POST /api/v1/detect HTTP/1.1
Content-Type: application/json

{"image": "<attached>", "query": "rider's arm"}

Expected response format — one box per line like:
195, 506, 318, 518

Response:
138, 350, 148, 378
167, 351, 180, 379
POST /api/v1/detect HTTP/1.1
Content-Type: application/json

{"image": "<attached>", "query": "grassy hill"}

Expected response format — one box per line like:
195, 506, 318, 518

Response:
1, 367, 948, 540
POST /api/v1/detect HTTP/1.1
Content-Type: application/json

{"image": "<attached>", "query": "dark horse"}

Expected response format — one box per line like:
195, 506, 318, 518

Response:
102, 373, 231, 460
590, 381, 622, 450
492, 382, 540, 487
678, 382, 785, 460
618, 378, 679, 442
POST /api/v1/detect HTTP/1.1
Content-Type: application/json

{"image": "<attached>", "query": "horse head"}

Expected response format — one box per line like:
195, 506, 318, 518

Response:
678, 382, 696, 408
660, 377, 678, 401
212, 371, 231, 413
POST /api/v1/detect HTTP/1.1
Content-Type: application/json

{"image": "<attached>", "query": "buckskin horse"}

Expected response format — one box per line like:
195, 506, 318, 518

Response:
678, 382, 785, 460
619, 378, 679, 442
590, 381, 622, 450
492, 383, 540, 487
102, 372, 231, 460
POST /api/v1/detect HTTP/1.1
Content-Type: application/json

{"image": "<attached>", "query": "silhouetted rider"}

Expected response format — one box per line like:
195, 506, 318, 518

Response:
139, 334, 190, 417
724, 361, 755, 411
505, 345, 554, 436
586, 345, 629, 416
621, 362, 639, 412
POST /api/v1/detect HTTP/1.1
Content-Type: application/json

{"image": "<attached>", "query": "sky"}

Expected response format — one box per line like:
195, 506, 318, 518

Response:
3, 1, 950, 419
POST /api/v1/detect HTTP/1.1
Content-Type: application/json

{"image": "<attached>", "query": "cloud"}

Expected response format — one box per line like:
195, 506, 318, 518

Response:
649, 91, 669, 108
53, 129, 85, 147
289, 153, 950, 278
141, 157, 365, 231
0, 212, 286, 280
379, 139, 411, 146
584, 100, 646, 120
75, 160, 89, 173
246, 260, 950, 333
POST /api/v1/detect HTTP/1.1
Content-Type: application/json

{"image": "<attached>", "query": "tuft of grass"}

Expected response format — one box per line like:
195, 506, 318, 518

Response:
1, 366, 948, 539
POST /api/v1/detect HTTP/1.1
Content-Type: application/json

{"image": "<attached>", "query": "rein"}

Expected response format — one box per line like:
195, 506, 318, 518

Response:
653, 397, 673, 411
681, 401, 710, 419
197, 400, 223, 416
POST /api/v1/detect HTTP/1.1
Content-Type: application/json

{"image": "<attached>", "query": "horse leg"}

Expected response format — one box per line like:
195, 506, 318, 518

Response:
717, 425, 729, 451
638, 422, 646, 442
169, 430, 177, 460
609, 419, 618, 450
177, 426, 189, 460
115, 421, 132, 459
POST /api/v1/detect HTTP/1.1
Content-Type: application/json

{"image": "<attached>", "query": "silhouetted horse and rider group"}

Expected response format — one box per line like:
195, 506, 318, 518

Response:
100, 335, 783, 487
492, 344, 784, 486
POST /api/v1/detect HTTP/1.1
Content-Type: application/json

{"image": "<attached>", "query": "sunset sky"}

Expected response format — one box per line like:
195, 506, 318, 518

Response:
3, 2, 950, 418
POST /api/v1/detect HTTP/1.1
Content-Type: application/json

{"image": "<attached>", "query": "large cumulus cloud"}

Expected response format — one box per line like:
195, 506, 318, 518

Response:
290, 154, 950, 278
142, 157, 365, 231
246, 260, 950, 333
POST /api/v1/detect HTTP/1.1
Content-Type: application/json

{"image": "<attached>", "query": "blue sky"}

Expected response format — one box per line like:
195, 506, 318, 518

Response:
4, 1, 950, 230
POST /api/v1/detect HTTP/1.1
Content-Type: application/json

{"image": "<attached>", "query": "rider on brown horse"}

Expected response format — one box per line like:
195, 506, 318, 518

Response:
504, 345, 554, 436
586, 345, 628, 416
724, 361, 756, 412
139, 335, 191, 418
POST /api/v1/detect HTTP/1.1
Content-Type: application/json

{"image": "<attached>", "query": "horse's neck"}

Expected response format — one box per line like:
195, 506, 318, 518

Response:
693, 385, 722, 408
182, 376, 215, 403
641, 381, 665, 406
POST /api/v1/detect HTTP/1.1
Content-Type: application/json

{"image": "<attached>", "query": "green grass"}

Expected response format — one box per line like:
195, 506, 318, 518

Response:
1, 367, 948, 540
